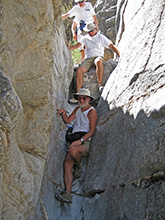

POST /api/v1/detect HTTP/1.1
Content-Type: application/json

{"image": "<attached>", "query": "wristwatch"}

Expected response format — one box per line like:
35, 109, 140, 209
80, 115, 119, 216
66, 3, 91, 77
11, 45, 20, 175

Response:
80, 138, 84, 144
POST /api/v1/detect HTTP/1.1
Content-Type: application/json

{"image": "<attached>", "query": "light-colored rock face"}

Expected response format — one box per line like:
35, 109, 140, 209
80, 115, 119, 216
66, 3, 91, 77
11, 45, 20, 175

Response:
0, 0, 73, 219
0, 0, 165, 220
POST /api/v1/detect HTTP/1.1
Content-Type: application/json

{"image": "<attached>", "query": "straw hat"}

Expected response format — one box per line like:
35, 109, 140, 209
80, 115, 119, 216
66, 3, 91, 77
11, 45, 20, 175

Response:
73, 88, 94, 101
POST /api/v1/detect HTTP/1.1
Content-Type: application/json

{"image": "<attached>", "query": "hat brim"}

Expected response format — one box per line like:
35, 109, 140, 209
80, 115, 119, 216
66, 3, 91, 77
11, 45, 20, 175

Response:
73, 93, 94, 101
83, 27, 94, 33
75, 0, 84, 2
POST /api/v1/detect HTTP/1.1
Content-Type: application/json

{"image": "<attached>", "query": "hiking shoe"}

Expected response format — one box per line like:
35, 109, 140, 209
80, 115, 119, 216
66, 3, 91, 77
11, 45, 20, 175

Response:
74, 160, 83, 179
68, 98, 78, 104
55, 191, 72, 203
98, 84, 104, 93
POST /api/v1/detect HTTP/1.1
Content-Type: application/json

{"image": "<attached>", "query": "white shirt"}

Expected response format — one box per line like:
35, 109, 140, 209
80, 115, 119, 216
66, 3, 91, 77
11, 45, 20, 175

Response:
80, 31, 112, 58
68, 2, 95, 26
72, 107, 94, 133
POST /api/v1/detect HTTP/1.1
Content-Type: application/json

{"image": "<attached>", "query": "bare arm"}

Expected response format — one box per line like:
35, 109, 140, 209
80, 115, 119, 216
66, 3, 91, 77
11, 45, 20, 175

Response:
65, 40, 82, 50
57, 106, 79, 124
62, 13, 70, 20
109, 43, 120, 57
72, 21, 78, 40
93, 15, 99, 30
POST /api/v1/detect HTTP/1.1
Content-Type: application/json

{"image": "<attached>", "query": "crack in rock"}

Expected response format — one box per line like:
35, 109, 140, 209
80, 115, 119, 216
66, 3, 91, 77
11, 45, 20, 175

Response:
132, 171, 165, 188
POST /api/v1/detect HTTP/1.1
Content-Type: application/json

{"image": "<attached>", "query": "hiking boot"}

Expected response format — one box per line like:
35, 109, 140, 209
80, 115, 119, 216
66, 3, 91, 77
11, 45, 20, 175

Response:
55, 191, 72, 203
68, 98, 78, 104
74, 160, 83, 179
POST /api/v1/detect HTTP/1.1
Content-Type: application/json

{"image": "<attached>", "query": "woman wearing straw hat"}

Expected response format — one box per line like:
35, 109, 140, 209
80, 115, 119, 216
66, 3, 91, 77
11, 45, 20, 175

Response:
56, 88, 97, 203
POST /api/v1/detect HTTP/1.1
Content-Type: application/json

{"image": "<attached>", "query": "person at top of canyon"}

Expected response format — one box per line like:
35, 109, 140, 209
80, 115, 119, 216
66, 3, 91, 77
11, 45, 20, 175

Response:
65, 22, 120, 102
62, 0, 98, 62
55, 88, 97, 203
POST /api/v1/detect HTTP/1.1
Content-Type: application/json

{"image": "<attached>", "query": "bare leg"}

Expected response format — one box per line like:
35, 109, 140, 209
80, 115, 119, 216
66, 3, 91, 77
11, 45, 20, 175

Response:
64, 145, 87, 194
76, 67, 88, 92
80, 49, 85, 62
64, 153, 75, 194
95, 58, 104, 85
69, 145, 87, 163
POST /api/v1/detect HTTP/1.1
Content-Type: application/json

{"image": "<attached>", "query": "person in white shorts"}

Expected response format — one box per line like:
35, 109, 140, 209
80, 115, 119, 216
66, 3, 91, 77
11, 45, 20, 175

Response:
62, 0, 98, 61
66, 23, 120, 94
56, 88, 97, 203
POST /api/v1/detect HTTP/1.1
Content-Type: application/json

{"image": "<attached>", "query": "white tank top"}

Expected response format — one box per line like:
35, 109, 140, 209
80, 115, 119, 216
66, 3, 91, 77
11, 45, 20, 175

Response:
72, 107, 94, 133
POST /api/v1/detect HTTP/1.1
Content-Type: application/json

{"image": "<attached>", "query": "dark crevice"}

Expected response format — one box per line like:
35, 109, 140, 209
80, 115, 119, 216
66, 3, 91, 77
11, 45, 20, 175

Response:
129, 63, 164, 87
82, 189, 106, 198
132, 171, 165, 188
78, 182, 126, 198
117, 0, 128, 44
154, 64, 165, 71
129, 71, 144, 86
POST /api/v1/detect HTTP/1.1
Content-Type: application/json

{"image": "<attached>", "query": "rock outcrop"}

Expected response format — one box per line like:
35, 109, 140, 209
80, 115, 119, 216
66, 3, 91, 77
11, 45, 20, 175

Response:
36, 0, 165, 219
0, 0, 164, 220
85, 0, 165, 219
0, 0, 73, 219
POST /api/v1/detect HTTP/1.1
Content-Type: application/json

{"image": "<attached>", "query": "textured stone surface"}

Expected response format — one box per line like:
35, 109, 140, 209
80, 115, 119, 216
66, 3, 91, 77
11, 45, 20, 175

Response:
95, 0, 118, 59
36, 0, 165, 219
0, 0, 165, 219
83, 0, 165, 219
0, 0, 73, 219
0, 71, 25, 220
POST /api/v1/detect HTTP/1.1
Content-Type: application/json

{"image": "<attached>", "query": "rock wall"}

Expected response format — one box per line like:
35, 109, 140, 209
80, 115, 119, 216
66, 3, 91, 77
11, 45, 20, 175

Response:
84, 0, 165, 219
0, 0, 165, 220
94, 0, 118, 59
0, 0, 73, 219
36, 0, 165, 219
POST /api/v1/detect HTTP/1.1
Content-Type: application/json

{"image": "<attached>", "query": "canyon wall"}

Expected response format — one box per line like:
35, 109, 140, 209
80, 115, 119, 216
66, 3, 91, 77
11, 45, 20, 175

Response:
0, 0, 164, 219
85, 0, 165, 219
0, 0, 72, 219
37, 0, 165, 219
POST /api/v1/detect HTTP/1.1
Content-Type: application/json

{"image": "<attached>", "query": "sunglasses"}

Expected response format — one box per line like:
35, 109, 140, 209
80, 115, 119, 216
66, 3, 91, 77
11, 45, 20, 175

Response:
78, 96, 87, 101
89, 29, 94, 33
78, 0, 84, 3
